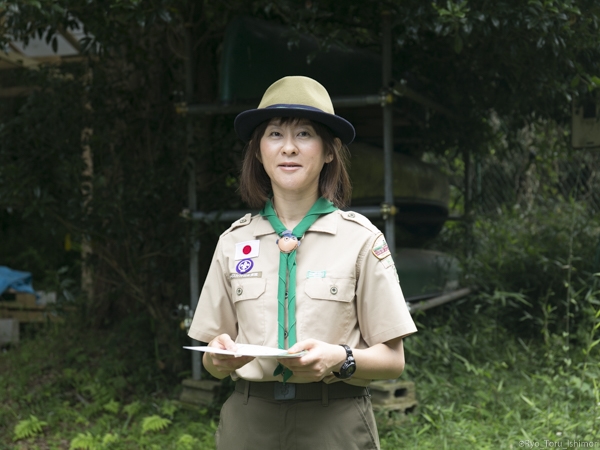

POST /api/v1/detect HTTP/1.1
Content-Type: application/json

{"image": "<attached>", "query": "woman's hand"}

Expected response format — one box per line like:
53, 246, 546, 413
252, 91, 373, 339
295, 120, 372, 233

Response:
203, 334, 255, 379
277, 339, 347, 382
278, 337, 406, 382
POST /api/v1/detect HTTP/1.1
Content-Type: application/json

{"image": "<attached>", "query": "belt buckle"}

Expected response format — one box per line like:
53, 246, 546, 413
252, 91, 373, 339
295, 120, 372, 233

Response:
274, 382, 296, 400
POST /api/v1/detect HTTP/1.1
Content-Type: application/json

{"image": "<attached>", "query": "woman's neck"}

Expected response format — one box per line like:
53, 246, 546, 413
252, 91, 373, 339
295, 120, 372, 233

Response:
272, 191, 319, 230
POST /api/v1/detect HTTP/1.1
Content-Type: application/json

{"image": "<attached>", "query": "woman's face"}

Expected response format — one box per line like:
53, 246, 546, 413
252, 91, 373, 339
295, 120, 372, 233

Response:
259, 118, 333, 199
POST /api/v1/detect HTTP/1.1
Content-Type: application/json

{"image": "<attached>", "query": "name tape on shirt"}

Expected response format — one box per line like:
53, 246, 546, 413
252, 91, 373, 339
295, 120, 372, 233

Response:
235, 240, 260, 261
372, 235, 391, 260
230, 271, 262, 279
307, 270, 326, 278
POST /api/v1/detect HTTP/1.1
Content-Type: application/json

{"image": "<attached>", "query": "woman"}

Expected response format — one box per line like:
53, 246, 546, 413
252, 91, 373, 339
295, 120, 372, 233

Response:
188, 76, 417, 449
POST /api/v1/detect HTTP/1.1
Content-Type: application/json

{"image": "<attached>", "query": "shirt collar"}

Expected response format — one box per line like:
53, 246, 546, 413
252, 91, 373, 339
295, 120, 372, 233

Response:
253, 210, 338, 237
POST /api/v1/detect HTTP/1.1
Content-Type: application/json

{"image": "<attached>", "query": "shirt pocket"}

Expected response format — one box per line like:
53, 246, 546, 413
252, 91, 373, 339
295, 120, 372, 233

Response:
302, 277, 356, 342
304, 277, 355, 302
231, 278, 267, 345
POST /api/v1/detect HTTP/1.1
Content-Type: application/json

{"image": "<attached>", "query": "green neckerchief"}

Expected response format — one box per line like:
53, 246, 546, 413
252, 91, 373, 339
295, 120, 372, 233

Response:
260, 197, 338, 381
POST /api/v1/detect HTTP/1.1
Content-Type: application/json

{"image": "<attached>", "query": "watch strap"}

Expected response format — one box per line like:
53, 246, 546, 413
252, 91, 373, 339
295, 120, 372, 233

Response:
333, 344, 356, 379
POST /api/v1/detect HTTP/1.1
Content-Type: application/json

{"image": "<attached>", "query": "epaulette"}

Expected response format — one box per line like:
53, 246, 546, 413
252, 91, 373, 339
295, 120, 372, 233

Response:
340, 210, 380, 234
224, 213, 253, 234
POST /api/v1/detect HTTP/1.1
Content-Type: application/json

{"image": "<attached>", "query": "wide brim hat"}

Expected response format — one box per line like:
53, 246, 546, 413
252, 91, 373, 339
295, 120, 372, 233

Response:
234, 76, 355, 145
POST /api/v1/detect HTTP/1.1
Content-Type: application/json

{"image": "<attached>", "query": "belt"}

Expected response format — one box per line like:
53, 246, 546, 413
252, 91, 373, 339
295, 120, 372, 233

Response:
235, 379, 369, 402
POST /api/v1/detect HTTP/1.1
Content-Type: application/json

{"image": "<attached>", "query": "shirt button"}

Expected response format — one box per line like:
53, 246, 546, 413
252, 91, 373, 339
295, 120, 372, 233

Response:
330, 286, 338, 295
236, 287, 243, 296
347, 212, 355, 218
239, 218, 247, 223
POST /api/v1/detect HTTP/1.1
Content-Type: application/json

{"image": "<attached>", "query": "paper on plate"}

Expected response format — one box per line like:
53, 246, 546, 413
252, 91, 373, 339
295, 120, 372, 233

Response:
183, 343, 307, 358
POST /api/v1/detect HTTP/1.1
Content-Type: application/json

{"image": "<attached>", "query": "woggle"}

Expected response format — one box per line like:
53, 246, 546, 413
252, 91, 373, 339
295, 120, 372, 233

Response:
277, 230, 299, 253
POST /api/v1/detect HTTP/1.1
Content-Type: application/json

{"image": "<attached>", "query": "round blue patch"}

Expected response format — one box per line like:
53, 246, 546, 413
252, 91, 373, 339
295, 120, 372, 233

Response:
236, 259, 254, 274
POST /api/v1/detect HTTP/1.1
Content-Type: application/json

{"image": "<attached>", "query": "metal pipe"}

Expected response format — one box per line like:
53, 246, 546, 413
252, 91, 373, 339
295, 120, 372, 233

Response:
178, 94, 383, 116
332, 95, 383, 108
408, 287, 472, 312
184, 25, 202, 381
392, 82, 458, 120
192, 210, 257, 222
382, 12, 396, 258
463, 147, 473, 259
190, 205, 390, 223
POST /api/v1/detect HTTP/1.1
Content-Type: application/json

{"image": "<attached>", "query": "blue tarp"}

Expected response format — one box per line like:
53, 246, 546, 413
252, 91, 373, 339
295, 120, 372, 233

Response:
0, 266, 35, 295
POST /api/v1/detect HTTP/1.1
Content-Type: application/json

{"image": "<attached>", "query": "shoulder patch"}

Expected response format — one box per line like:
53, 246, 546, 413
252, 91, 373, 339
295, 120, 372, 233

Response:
340, 211, 380, 234
371, 234, 391, 260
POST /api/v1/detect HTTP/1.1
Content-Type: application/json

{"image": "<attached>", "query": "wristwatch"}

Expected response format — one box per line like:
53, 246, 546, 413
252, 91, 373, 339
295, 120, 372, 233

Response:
333, 344, 356, 379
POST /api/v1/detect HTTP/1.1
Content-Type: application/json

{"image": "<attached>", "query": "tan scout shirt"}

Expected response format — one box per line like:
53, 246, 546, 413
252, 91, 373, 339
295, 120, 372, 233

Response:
188, 209, 417, 385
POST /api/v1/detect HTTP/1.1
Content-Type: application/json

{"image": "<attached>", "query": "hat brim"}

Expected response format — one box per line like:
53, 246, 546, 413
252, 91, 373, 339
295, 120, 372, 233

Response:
234, 104, 355, 145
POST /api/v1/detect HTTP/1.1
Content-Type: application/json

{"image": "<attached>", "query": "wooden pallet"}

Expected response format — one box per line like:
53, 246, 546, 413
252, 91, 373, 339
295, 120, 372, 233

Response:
0, 293, 63, 323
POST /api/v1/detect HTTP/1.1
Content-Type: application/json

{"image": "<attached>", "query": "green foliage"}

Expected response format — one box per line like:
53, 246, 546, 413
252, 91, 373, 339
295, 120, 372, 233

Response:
1, 8, 600, 449
3, 1, 600, 373
1, 275, 598, 448
391, 287, 600, 448
123, 401, 142, 419
13, 415, 48, 441
103, 400, 121, 415
462, 200, 599, 338
70, 431, 119, 450
141, 415, 172, 434
160, 400, 180, 419
0, 320, 218, 448
176, 434, 201, 450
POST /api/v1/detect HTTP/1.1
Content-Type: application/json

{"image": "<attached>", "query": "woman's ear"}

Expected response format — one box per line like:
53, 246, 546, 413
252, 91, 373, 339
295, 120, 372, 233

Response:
326, 138, 341, 163
251, 141, 263, 163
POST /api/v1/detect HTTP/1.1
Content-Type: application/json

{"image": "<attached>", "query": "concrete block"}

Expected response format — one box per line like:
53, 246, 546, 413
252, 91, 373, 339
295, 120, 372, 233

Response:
370, 380, 418, 423
370, 379, 417, 405
179, 379, 221, 406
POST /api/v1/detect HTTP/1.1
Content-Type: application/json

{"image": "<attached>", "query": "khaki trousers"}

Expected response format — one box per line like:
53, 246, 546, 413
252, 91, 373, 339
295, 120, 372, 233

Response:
215, 390, 380, 450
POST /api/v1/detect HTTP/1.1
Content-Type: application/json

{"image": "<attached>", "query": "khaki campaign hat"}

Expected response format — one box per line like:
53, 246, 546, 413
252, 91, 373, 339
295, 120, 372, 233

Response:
234, 76, 356, 144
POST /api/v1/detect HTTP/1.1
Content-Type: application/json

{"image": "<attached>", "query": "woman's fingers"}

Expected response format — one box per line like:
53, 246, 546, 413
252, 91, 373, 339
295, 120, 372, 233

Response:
208, 334, 254, 371
279, 339, 346, 380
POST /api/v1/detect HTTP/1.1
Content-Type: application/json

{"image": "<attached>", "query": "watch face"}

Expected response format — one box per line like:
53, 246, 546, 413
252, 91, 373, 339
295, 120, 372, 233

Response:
340, 360, 356, 378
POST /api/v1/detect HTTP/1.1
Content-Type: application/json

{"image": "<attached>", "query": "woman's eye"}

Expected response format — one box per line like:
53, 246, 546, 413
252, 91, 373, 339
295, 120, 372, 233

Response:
297, 131, 310, 137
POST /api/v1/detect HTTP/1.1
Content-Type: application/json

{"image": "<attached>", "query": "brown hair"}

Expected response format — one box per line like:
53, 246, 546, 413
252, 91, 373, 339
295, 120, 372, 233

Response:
238, 117, 352, 208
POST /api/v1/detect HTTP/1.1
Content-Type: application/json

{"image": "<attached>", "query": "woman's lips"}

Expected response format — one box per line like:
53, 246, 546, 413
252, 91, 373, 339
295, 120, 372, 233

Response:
278, 163, 301, 170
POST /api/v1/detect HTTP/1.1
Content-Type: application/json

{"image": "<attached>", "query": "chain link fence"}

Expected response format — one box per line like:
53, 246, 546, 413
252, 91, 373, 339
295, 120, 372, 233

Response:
424, 119, 600, 219
472, 148, 600, 216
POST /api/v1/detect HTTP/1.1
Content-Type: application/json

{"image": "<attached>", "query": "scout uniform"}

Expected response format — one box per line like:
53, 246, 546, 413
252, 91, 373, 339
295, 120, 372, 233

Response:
189, 209, 417, 449
189, 75, 418, 449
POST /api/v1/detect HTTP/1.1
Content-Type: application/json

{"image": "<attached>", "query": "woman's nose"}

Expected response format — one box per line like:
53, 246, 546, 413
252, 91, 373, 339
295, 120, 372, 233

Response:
281, 137, 298, 155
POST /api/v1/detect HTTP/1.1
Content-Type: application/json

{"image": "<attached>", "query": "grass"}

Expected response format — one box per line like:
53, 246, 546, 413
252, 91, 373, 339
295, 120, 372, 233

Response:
382, 316, 600, 449
1, 296, 598, 450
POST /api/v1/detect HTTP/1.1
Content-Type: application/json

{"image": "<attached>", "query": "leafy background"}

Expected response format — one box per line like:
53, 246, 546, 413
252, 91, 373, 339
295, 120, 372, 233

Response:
1, 1, 599, 448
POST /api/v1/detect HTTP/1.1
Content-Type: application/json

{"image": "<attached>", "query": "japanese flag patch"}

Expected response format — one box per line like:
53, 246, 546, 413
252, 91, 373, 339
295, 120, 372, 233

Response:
235, 240, 260, 260
372, 234, 391, 260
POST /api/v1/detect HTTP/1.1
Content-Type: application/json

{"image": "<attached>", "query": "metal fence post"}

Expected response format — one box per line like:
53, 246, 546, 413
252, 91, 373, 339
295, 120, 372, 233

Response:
382, 11, 396, 257
184, 24, 202, 381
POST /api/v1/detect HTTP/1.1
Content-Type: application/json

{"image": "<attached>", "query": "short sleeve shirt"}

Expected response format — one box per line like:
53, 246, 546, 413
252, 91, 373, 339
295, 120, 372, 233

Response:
188, 210, 417, 386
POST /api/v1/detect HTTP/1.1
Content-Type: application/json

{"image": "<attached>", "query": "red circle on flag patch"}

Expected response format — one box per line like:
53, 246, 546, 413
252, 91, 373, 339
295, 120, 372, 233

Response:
243, 245, 252, 255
